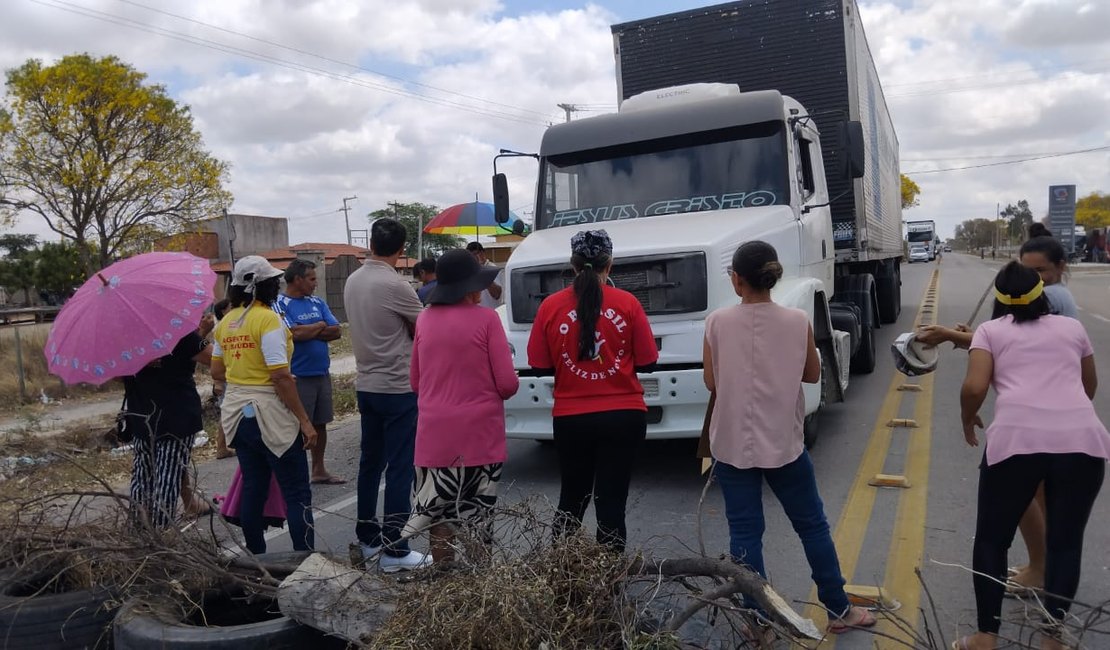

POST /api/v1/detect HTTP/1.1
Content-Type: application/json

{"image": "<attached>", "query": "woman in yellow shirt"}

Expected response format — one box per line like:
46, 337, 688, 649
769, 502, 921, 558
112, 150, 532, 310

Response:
211, 256, 317, 554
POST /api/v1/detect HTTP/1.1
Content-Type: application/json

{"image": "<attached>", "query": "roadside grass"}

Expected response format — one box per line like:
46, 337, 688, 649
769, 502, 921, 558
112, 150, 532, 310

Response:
328, 322, 352, 359
0, 325, 117, 412
332, 372, 358, 418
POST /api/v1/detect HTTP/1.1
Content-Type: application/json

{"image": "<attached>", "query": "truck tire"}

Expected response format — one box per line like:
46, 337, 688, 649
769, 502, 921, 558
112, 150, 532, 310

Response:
835, 274, 878, 375
803, 411, 819, 449
112, 588, 344, 650
0, 567, 116, 650
875, 260, 901, 324
850, 319, 876, 374
828, 303, 861, 358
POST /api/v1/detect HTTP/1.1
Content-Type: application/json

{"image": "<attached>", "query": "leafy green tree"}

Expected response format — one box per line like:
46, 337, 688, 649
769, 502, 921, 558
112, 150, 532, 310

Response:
0, 233, 37, 304
367, 202, 466, 259
954, 218, 999, 251
33, 241, 85, 300
900, 174, 921, 210
0, 54, 232, 273
1000, 200, 1033, 239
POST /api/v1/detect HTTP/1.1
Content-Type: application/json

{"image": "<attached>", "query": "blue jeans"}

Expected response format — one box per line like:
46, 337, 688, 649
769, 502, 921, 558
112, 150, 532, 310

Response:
715, 451, 850, 617
233, 416, 314, 554
356, 391, 417, 556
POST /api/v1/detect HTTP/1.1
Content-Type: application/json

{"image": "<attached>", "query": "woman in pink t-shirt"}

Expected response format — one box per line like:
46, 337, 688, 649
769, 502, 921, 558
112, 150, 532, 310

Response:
958, 262, 1109, 650
407, 249, 519, 563
703, 241, 875, 637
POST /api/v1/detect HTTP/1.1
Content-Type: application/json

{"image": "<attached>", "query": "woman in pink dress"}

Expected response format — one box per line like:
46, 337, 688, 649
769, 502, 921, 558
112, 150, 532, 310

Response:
957, 261, 1109, 650
406, 249, 519, 563
703, 241, 875, 636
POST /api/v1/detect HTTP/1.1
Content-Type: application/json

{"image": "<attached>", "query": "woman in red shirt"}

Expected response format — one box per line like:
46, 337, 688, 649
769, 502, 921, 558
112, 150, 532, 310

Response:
527, 229, 658, 552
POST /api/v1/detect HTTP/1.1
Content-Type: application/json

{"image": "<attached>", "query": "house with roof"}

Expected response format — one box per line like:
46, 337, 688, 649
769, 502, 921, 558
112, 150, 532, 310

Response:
156, 213, 421, 321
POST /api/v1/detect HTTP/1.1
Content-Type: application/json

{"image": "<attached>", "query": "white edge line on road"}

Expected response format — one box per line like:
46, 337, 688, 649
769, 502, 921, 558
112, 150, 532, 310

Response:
1090, 313, 1110, 324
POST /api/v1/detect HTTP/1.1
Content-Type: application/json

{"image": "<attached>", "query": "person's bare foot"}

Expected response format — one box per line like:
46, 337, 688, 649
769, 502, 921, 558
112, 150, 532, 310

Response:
311, 474, 347, 485
1009, 567, 1044, 591
216, 448, 236, 459
952, 632, 998, 649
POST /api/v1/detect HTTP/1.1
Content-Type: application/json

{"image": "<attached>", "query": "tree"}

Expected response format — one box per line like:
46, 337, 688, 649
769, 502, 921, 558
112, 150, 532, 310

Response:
367, 202, 466, 259
0, 54, 232, 273
0, 233, 37, 304
33, 241, 85, 301
900, 174, 920, 210
1076, 191, 1110, 230
953, 218, 998, 251
1000, 199, 1033, 239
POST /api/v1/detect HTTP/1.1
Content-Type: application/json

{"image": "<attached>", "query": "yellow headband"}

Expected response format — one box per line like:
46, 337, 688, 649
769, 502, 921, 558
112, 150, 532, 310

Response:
995, 280, 1044, 306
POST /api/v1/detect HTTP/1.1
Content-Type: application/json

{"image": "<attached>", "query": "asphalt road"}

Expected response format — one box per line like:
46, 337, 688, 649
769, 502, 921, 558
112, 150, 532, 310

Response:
193, 253, 1110, 648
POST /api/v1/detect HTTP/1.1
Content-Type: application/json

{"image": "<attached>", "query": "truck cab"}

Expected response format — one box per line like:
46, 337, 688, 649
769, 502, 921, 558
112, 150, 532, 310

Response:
496, 84, 864, 441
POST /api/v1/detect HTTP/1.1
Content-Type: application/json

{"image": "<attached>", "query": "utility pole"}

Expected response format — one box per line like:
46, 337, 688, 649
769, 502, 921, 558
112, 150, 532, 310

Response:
341, 196, 357, 245
556, 103, 580, 123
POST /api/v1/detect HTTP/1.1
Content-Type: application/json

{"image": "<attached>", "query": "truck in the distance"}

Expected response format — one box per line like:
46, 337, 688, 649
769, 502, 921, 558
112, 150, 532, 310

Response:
491, 0, 902, 446
906, 220, 937, 261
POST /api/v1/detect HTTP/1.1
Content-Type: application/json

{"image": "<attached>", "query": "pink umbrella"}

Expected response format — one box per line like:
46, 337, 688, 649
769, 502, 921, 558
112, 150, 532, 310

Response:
45, 252, 216, 385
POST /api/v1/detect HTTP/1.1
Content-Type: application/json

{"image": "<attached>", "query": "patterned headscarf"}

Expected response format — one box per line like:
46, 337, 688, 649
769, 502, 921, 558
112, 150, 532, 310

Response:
570, 229, 613, 260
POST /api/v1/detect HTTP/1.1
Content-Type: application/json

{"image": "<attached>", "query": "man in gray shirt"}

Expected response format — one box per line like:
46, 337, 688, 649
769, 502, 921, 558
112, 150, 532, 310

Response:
344, 218, 429, 572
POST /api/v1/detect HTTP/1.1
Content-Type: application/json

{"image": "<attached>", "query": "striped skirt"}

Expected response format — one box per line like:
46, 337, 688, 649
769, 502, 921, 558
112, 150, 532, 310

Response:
130, 432, 195, 528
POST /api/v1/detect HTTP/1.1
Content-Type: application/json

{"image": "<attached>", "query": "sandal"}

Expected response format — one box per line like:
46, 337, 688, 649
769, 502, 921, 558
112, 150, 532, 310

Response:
827, 605, 877, 634
951, 637, 971, 650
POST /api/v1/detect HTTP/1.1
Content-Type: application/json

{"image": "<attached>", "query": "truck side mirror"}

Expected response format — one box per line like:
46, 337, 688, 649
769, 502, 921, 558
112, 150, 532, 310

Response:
493, 173, 511, 224
839, 121, 865, 179
511, 220, 526, 236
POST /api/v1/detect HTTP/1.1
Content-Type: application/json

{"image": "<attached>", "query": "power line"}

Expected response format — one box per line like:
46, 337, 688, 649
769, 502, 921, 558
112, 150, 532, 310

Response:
32, 0, 551, 127
903, 144, 1110, 174
113, 0, 556, 121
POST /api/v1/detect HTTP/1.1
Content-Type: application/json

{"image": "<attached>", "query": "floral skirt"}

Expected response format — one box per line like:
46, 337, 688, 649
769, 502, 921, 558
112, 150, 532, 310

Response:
403, 463, 502, 537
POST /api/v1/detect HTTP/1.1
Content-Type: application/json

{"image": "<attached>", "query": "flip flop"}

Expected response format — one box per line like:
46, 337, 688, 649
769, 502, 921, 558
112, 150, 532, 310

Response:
951, 637, 972, 650
827, 606, 877, 634
312, 475, 348, 485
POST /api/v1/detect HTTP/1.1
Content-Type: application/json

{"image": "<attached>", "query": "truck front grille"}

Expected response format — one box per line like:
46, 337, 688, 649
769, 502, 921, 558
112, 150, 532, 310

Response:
509, 252, 707, 324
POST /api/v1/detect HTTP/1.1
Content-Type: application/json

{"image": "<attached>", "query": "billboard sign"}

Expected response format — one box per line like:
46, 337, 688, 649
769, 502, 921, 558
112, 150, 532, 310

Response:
1047, 185, 1076, 253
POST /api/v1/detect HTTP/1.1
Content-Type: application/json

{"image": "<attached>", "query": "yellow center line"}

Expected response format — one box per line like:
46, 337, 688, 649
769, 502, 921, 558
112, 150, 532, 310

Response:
876, 271, 939, 647
804, 268, 940, 645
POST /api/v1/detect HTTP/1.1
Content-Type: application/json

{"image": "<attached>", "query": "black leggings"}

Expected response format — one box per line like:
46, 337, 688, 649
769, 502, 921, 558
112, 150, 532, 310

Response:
973, 452, 1104, 633
552, 409, 647, 553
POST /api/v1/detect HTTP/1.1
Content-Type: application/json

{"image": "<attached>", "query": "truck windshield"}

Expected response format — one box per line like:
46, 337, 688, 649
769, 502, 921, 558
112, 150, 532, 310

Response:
907, 230, 934, 243
536, 121, 788, 230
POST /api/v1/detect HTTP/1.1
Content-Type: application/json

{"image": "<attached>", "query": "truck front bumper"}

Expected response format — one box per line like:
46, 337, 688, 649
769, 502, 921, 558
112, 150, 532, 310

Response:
505, 368, 711, 440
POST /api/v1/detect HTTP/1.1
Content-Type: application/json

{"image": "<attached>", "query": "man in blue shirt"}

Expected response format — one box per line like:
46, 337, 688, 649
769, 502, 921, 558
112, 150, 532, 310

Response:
414, 258, 438, 305
276, 259, 344, 484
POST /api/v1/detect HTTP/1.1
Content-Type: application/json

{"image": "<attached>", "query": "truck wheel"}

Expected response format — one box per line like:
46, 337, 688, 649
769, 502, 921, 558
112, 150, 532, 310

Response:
829, 304, 861, 358
836, 273, 878, 375
876, 261, 901, 324
850, 319, 876, 374
803, 412, 819, 449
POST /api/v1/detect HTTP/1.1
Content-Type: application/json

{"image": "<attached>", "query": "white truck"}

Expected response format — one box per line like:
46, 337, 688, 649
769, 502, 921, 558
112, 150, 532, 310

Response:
906, 220, 938, 261
491, 0, 902, 446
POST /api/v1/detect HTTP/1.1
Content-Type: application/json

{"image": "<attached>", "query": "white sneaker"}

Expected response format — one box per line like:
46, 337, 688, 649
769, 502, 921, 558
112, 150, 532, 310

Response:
379, 550, 431, 573
360, 543, 382, 563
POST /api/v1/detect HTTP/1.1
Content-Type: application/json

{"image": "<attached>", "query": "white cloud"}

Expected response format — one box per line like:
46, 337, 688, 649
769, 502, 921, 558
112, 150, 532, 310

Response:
2, 0, 1108, 248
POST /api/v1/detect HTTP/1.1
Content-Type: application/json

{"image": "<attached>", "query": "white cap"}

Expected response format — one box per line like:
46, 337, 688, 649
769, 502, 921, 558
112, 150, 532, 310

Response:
231, 255, 283, 287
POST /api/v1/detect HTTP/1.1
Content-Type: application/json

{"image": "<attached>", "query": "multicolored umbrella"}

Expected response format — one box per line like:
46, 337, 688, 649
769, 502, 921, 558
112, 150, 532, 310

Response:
423, 201, 525, 236
44, 252, 216, 385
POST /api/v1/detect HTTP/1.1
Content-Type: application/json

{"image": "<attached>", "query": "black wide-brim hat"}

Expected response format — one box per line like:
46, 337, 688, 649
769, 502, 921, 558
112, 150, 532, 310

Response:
426, 249, 501, 305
